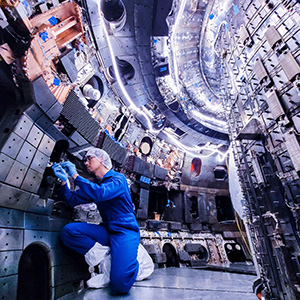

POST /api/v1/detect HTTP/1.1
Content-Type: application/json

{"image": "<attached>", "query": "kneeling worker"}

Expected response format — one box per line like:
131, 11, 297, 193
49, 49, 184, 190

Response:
52, 148, 153, 294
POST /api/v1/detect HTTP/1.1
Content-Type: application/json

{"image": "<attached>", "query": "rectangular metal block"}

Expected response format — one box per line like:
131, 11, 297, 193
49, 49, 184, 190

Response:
32, 76, 57, 112
264, 25, 281, 49
23, 229, 51, 248
46, 125, 66, 141
154, 165, 168, 180
142, 244, 156, 254
0, 251, 22, 277
24, 212, 50, 230
0, 183, 31, 210
152, 252, 167, 264
251, 155, 264, 184
278, 151, 294, 173
26, 125, 44, 148
0, 275, 18, 300
38, 134, 55, 156
16, 141, 36, 167
13, 114, 33, 139
30, 150, 49, 174
53, 262, 86, 286
292, 115, 300, 132
49, 231, 61, 248
46, 101, 63, 122
51, 244, 78, 266
253, 59, 268, 83
1, 132, 24, 159
284, 131, 300, 172
178, 250, 190, 262
25, 104, 44, 122
48, 217, 69, 232
21, 168, 43, 193
0, 207, 24, 228
168, 221, 182, 231
0, 228, 23, 250
5, 161, 28, 188
25, 196, 54, 216
0, 153, 14, 181
54, 281, 83, 299
238, 24, 251, 46
147, 220, 168, 231
60, 50, 78, 82
137, 188, 149, 220
265, 89, 285, 120
279, 51, 300, 81
69, 131, 88, 146
35, 114, 52, 131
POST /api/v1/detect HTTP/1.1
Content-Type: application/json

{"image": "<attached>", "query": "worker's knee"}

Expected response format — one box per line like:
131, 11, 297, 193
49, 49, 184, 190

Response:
110, 273, 133, 294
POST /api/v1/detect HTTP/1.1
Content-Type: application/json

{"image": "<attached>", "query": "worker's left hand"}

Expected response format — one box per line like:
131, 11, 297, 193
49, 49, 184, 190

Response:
60, 161, 78, 177
52, 163, 68, 182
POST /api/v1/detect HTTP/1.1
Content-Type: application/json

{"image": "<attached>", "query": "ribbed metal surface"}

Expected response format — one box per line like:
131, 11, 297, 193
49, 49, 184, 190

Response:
61, 90, 101, 144
101, 134, 127, 165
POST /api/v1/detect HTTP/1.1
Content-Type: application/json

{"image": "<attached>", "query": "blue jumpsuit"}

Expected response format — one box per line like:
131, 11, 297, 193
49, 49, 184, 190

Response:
59, 169, 140, 294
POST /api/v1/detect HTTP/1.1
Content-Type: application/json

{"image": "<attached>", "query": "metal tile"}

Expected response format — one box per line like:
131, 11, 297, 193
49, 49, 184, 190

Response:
53, 263, 87, 286
24, 229, 51, 248
24, 212, 50, 231
0, 228, 23, 250
0, 207, 25, 228
0, 275, 18, 300
35, 114, 53, 131
0, 183, 31, 210
0, 152, 14, 181
46, 125, 67, 141
25, 196, 54, 216
1, 132, 24, 159
16, 141, 36, 167
57, 268, 258, 300
0, 250, 22, 277
13, 114, 33, 139
69, 131, 88, 146
21, 168, 43, 193
32, 76, 58, 112
48, 217, 69, 232
54, 282, 84, 300
46, 101, 63, 122
30, 150, 49, 174
26, 125, 44, 148
38, 134, 55, 156
51, 245, 80, 267
279, 51, 300, 81
5, 161, 28, 188
25, 104, 44, 122
49, 231, 62, 248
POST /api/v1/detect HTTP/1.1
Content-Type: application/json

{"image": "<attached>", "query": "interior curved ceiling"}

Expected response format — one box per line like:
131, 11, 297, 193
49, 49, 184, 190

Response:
92, 0, 231, 151
152, 0, 232, 136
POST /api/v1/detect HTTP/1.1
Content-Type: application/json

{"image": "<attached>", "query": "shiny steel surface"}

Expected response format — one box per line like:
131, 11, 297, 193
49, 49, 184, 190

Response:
57, 268, 257, 300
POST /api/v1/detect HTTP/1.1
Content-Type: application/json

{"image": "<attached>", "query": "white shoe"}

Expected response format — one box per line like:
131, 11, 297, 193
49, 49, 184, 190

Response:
86, 273, 110, 288
136, 244, 154, 281
84, 242, 110, 267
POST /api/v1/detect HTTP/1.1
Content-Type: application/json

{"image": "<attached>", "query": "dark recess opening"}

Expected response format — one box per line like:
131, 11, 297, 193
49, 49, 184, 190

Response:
17, 244, 50, 300
215, 195, 235, 222
148, 186, 167, 218
101, 0, 124, 21
189, 196, 199, 219
225, 243, 246, 262
163, 243, 180, 267
108, 57, 135, 83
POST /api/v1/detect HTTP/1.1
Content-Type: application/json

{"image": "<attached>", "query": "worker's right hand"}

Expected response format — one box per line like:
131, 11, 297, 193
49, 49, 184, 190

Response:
60, 161, 78, 177
52, 163, 68, 182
